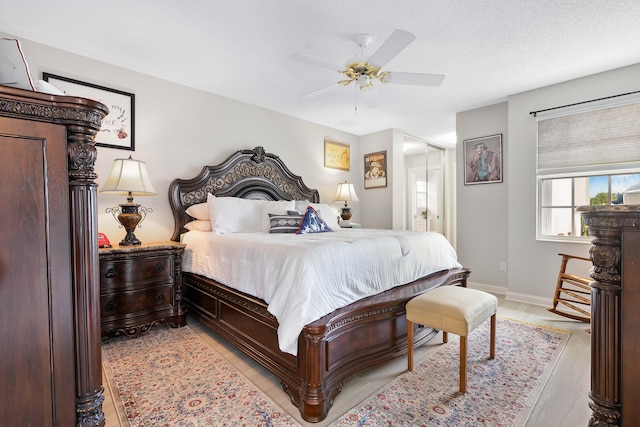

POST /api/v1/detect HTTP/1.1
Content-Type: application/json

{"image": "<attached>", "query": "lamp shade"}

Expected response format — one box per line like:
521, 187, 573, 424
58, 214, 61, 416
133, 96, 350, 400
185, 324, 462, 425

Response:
100, 156, 157, 196
334, 182, 359, 202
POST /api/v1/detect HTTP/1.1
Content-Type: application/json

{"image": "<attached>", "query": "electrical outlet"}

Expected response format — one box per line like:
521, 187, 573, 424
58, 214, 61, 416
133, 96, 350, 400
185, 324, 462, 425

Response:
499, 262, 507, 272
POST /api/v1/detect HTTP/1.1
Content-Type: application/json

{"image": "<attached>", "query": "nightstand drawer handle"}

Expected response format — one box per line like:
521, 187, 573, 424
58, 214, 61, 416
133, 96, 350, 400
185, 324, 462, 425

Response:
105, 268, 116, 279
105, 301, 117, 311
154, 263, 165, 274
155, 293, 164, 302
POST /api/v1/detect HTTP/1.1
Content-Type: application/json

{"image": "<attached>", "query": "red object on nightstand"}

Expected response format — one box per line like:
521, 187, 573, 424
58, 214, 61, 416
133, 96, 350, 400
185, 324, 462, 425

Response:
98, 233, 112, 248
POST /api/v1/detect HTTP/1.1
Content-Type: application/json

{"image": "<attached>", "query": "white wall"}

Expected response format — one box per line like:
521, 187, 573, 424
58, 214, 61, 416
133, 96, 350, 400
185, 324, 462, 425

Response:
505, 63, 640, 305
359, 129, 395, 229
5, 33, 361, 243
456, 102, 509, 294
457, 63, 640, 306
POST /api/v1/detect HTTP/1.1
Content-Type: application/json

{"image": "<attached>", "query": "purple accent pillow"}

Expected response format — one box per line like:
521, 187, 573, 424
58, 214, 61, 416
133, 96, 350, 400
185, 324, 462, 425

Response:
296, 206, 332, 234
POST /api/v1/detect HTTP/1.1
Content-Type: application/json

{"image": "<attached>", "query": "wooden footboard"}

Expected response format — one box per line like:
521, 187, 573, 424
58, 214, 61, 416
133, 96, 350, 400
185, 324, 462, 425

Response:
183, 267, 470, 422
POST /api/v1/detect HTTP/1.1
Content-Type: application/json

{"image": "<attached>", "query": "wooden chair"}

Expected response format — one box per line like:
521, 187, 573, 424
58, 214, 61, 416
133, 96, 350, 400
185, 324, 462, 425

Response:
547, 253, 592, 323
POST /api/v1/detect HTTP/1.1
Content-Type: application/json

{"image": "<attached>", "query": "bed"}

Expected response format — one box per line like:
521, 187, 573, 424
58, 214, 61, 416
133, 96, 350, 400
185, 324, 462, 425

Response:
169, 146, 470, 422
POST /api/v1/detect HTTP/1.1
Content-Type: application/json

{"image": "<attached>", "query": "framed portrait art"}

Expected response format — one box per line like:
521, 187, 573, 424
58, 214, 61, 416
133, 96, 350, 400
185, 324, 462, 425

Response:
324, 139, 350, 171
463, 134, 503, 185
364, 150, 387, 189
43, 73, 135, 151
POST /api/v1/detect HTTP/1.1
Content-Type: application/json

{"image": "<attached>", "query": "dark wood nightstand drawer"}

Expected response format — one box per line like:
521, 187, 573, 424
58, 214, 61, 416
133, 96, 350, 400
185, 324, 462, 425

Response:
98, 241, 186, 337
101, 285, 172, 317
100, 256, 172, 288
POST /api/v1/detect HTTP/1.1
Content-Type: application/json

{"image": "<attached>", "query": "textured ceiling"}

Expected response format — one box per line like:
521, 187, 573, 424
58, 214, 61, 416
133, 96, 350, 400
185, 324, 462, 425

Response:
2, 0, 640, 147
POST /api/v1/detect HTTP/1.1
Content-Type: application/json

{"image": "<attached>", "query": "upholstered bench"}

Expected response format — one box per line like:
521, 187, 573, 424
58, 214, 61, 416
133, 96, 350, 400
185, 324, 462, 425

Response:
406, 286, 498, 393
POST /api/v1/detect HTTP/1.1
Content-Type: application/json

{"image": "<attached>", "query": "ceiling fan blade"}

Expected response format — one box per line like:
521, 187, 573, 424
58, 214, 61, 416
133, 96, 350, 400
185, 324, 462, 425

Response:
381, 71, 445, 86
290, 53, 344, 72
300, 81, 340, 99
368, 29, 416, 68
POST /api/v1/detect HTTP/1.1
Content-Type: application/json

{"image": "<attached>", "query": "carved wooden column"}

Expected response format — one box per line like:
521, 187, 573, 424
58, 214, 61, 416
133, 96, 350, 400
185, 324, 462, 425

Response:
578, 205, 640, 427
67, 125, 106, 427
44, 94, 109, 426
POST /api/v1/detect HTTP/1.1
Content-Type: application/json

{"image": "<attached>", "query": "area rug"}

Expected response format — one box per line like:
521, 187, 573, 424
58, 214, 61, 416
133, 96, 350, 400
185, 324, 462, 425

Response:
102, 325, 299, 427
333, 317, 570, 426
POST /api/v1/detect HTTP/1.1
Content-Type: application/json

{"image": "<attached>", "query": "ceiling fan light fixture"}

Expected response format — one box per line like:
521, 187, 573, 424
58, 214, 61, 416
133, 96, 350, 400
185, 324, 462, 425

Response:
292, 29, 446, 100
357, 74, 371, 88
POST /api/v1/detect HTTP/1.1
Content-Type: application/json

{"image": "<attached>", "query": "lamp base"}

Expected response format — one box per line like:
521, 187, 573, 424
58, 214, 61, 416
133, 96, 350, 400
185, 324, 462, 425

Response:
117, 203, 142, 246
340, 207, 352, 221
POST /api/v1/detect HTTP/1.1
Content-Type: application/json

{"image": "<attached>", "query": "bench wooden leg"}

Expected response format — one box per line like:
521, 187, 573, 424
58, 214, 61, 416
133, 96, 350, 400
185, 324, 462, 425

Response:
443, 330, 448, 343
490, 313, 496, 359
407, 320, 414, 371
460, 335, 467, 393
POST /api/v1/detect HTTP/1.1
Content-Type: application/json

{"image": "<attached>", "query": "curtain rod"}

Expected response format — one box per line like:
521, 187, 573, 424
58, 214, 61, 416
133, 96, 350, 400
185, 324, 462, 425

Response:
529, 89, 640, 117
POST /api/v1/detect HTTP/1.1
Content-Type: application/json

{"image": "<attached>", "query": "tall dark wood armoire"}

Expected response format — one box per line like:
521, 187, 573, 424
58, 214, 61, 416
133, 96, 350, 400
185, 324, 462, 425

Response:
0, 85, 108, 426
579, 205, 640, 427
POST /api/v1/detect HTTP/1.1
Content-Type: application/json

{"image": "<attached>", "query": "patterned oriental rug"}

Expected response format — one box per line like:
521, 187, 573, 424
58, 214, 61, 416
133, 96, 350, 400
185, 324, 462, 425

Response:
102, 318, 569, 426
102, 326, 299, 427
333, 318, 570, 426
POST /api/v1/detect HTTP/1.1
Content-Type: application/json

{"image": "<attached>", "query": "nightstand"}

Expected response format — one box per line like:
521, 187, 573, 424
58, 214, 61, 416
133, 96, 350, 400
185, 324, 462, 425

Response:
340, 223, 361, 228
99, 241, 186, 337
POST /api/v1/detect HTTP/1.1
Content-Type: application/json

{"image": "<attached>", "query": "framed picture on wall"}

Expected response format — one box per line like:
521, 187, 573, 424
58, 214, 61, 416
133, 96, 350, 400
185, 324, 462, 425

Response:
463, 134, 502, 185
324, 139, 350, 171
364, 150, 387, 189
43, 73, 135, 151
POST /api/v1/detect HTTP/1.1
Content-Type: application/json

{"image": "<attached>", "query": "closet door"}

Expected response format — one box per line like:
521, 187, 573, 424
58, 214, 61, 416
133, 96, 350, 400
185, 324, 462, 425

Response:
0, 117, 75, 426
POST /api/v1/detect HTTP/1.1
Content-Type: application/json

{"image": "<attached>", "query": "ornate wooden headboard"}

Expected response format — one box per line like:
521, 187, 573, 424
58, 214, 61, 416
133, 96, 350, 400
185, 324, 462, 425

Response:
168, 146, 320, 241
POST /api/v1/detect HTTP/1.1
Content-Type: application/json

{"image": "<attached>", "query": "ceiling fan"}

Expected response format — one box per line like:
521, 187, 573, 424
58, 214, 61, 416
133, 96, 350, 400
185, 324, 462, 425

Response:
291, 29, 445, 99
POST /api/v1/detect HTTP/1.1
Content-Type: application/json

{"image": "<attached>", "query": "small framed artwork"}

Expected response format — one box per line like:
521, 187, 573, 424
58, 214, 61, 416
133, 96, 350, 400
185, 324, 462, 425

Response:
324, 139, 350, 171
463, 134, 503, 185
364, 150, 387, 189
43, 73, 135, 151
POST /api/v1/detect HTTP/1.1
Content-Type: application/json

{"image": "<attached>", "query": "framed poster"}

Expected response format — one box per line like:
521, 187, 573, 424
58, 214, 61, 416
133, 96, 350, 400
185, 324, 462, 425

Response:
324, 139, 350, 171
463, 134, 502, 185
364, 150, 387, 189
43, 73, 135, 151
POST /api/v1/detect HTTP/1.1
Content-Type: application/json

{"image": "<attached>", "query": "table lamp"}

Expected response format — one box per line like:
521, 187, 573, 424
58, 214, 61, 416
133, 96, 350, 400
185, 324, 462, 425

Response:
334, 181, 359, 221
100, 156, 157, 246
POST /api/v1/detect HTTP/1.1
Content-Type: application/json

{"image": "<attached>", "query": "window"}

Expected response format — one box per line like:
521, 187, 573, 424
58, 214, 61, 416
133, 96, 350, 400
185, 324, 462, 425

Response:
539, 172, 640, 239
536, 96, 640, 241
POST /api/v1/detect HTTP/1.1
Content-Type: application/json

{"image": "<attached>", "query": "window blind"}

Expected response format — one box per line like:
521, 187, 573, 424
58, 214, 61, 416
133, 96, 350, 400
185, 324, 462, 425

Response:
537, 102, 640, 174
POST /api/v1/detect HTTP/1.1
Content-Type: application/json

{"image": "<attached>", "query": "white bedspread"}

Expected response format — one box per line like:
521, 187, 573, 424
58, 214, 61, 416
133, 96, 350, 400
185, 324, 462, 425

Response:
181, 229, 461, 355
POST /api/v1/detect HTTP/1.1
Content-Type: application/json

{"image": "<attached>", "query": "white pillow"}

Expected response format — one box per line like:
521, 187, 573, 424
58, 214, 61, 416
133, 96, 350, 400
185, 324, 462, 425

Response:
294, 200, 311, 214
207, 193, 262, 234
260, 200, 295, 232
294, 201, 340, 231
186, 201, 210, 220
184, 220, 212, 232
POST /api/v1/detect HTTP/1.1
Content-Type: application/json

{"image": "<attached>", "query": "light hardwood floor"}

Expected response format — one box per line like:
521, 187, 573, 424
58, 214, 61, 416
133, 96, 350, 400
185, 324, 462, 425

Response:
102, 296, 592, 426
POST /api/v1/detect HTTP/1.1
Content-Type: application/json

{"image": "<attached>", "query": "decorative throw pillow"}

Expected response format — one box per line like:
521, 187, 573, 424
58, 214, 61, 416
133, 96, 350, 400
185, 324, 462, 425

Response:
269, 213, 303, 234
294, 202, 341, 231
296, 206, 332, 234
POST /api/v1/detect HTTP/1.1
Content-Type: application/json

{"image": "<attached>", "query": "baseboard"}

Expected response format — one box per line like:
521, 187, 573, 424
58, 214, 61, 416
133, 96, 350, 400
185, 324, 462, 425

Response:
467, 281, 508, 296
504, 291, 551, 308
466, 281, 553, 308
